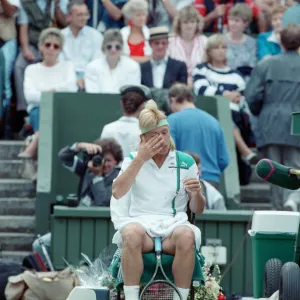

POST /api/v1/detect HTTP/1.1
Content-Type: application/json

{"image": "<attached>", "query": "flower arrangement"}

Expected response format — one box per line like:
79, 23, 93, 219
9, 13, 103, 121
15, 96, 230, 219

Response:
189, 262, 225, 300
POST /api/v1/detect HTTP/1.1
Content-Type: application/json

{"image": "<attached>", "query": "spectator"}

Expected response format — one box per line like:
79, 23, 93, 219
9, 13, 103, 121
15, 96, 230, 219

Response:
282, 0, 300, 27
245, 24, 300, 210
33, 138, 123, 265
59, 0, 103, 91
85, 29, 141, 93
168, 5, 207, 87
140, 26, 187, 89
100, 84, 150, 157
257, 4, 286, 60
225, 4, 257, 80
121, 0, 152, 63
167, 83, 229, 189
147, 0, 193, 29
18, 28, 77, 177
194, 0, 266, 33
14, 0, 68, 112
193, 34, 258, 184
0, 0, 20, 138
185, 151, 227, 210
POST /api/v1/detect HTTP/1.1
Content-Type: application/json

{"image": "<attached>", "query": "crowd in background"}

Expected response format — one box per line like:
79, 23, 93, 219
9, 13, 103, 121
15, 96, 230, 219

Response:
1, 0, 300, 213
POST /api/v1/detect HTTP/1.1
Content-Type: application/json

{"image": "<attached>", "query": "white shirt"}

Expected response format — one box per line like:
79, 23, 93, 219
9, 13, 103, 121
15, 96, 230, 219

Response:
100, 116, 140, 157
118, 151, 198, 217
151, 56, 168, 89
59, 26, 103, 74
202, 180, 226, 210
84, 55, 141, 93
24, 61, 78, 112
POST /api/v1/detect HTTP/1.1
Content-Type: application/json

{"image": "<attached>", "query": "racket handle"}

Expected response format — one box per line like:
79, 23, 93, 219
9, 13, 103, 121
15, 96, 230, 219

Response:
154, 237, 162, 253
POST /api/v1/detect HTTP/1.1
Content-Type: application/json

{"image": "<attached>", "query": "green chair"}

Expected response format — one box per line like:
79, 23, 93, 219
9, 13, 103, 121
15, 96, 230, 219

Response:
111, 210, 205, 300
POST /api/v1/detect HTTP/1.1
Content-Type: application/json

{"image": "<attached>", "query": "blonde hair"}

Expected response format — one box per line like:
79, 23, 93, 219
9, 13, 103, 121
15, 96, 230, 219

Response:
139, 100, 175, 151
205, 34, 227, 64
102, 29, 123, 52
122, 0, 148, 20
172, 5, 204, 36
229, 3, 253, 23
39, 28, 64, 48
271, 4, 287, 17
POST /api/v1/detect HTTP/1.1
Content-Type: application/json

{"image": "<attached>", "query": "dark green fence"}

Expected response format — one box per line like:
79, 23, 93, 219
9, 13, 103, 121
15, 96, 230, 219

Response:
51, 207, 253, 296
37, 92, 240, 235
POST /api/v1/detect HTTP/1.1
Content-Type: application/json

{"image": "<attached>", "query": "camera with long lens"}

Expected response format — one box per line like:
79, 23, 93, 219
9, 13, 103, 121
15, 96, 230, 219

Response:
82, 148, 104, 167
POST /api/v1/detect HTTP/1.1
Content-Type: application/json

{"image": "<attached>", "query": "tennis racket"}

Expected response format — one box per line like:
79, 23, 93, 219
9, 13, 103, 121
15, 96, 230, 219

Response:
139, 237, 183, 300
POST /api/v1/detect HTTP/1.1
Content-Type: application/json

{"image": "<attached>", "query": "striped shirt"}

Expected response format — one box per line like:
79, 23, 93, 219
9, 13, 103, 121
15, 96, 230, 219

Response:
193, 63, 245, 96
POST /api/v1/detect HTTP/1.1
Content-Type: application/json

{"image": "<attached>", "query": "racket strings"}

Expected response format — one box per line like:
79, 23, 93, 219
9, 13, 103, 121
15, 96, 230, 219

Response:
140, 282, 181, 300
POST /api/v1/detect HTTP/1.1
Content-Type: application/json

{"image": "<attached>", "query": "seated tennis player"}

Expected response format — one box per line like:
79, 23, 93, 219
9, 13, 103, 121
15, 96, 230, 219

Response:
111, 100, 206, 300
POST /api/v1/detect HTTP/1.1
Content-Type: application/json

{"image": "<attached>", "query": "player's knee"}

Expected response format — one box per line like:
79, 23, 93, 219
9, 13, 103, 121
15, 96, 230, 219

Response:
122, 223, 146, 249
175, 227, 195, 252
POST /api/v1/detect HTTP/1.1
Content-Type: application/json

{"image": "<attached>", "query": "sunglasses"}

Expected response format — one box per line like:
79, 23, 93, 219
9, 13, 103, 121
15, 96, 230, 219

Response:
105, 44, 122, 51
44, 42, 60, 50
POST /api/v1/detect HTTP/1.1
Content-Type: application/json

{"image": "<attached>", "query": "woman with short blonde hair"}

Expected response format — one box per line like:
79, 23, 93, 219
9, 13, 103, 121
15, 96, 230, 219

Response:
193, 34, 258, 176
205, 34, 227, 64
38, 28, 64, 49
23, 27, 77, 134
120, 0, 152, 63
168, 5, 207, 87
258, 4, 287, 60
85, 29, 141, 93
225, 3, 257, 79
19, 28, 77, 176
111, 98, 205, 300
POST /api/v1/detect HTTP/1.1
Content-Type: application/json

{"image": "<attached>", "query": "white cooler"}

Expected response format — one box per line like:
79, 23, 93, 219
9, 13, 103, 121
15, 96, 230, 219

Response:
250, 211, 300, 234
66, 286, 110, 300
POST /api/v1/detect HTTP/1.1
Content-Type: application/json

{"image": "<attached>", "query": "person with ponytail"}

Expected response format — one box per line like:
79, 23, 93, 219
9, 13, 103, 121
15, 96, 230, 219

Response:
110, 99, 205, 300
100, 84, 150, 157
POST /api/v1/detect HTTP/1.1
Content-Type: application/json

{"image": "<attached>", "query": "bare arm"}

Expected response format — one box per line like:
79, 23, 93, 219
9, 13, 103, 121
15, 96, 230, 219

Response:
203, 5, 225, 30
101, 0, 123, 21
189, 191, 205, 215
19, 24, 30, 50
1, 0, 17, 17
55, 4, 68, 28
19, 24, 36, 61
112, 135, 165, 199
184, 163, 205, 215
161, 0, 177, 19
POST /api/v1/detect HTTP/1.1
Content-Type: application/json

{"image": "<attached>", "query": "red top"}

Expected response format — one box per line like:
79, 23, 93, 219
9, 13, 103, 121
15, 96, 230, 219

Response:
194, 0, 260, 32
128, 40, 145, 57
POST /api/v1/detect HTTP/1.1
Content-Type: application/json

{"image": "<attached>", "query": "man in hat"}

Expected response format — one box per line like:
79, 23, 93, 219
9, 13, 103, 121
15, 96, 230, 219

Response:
140, 26, 188, 89
100, 84, 151, 157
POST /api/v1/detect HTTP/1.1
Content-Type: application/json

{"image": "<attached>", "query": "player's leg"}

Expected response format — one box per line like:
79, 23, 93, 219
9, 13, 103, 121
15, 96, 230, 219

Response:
122, 223, 154, 300
162, 226, 195, 300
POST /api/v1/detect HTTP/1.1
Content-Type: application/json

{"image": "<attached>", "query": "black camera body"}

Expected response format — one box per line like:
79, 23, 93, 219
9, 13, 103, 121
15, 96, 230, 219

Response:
82, 149, 104, 167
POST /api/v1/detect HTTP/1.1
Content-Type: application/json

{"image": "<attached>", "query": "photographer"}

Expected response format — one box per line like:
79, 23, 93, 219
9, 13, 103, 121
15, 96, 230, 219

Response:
32, 139, 123, 265
58, 138, 123, 207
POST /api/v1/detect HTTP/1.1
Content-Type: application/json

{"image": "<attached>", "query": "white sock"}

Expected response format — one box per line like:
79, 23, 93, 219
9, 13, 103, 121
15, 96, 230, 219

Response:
123, 285, 140, 300
175, 287, 190, 300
